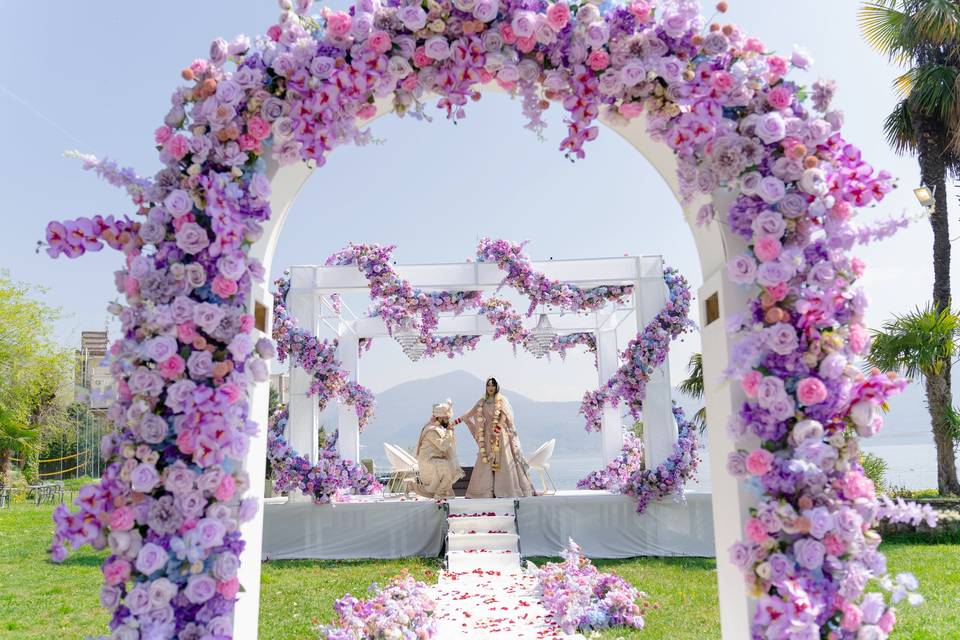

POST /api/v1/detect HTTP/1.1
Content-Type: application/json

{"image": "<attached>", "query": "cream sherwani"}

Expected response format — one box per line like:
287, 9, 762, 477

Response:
412, 420, 464, 499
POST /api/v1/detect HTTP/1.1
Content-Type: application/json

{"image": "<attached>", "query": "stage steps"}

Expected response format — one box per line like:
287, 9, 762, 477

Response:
445, 498, 522, 574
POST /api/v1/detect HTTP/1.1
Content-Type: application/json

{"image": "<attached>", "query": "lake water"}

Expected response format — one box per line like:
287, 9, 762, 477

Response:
546, 441, 939, 491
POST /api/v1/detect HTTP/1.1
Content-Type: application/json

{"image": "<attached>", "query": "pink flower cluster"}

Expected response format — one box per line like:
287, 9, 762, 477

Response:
477, 237, 633, 315
318, 571, 437, 640
537, 539, 648, 634
267, 409, 380, 503
577, 432, 643, 491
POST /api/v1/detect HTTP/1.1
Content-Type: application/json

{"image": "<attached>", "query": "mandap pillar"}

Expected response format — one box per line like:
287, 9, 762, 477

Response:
595, 325, 623, 464
335, 327, 361, 462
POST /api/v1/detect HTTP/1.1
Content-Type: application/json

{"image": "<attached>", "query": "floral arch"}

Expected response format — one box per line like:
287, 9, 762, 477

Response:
44, 0, 921, 638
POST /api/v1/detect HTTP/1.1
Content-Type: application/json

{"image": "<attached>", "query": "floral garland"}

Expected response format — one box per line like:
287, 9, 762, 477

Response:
479, 296, 598, 360
624, 404, 699, 513
318, 571, 437, 640
473, 394, 504, 470
273, 275, 376, 429
42, 0, 922, 636
577, 432, 644, 491
537, 539, 649, 634
477, 237, 633, 315
267, 408, 380, 503
580, 267, 694, 432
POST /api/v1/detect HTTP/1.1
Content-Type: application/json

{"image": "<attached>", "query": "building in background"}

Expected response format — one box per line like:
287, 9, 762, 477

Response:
74, 330, 114, 412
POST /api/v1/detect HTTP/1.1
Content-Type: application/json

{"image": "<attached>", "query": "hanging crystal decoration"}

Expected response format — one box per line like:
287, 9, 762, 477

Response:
394, 319, 421, 360
530, 309, 557, 358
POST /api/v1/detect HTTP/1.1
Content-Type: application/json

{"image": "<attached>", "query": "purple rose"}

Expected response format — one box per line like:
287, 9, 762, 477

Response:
175, 223, 210, 255
212, 551, 240, 580
164, 190, 193, 216
145, 335, 178, 362
511, 11, 536, 38
209, 37, 228, 66
398, 5, 427, 30
139, 413, 169, 444
473, 0, 498, 22
148, 578, 178, 609
255, 338, 276, 360
350, 12, 373, 39
729, 542, 750, 569
756, 112, 786, 145
192, 302, 225, 334
248, 358, 269, 382
165, 379, 197, 413
767, 553, 793, 583
752, 210, 786, 238
766, 323, 799, 355
207, 616, 233, 637
163, 463, 197, 494
217, 253, 247, 281
767, 395, 796, 421
170, 296, 194, 324
778, 191, 808, 219
175, 490, 207, 519
228, 333, 255, 361
191, 517, 226, 549
184, 574, 216, 604
187, 350, 214, 379
793, 538, 826, 570
727, 451, 748, 477
584, 22, 609, 48
727, 254, 757, 284
757, 176, 786, 205
756, 262, 791, 287
139, 219, 167, 245
126, 585, 151, 615
860, 592, 886, 625
100, 584, 121, 611
424, 36, 450, 60
805, 506, 835, 539
834, 507, 863, 541
757, 376, 786, 409
238, 496, 259, 523
135, 542, 169, 575
129, 367, 164, 397
132, 462, 160, 493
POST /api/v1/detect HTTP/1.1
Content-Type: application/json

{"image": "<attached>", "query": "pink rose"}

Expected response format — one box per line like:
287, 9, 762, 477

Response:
368, 30, 392, 54
102, 558, 131, 586
851, 256, 866, 277
327, 12, 352, 38
215, 475, 236, 501
746, 517, 769, 543
841, 603, 863, 631
849, 323, 869, 354
587, 50, 609, 71
247, 116, 271, 140
823, 533, 846, 556
158, 354, 186, 380
878, 610, 896, 633
766, 86, 793, 110
710, 71, 735, 93
546, 2, 570, 30
109, 506, 135, 531
745, 449, 774, 476
154, 126, 172, 144
217, 576, 240, 599
618, 102, 644, 119
740, 371, 763, 398
164, 134, 189, 160
753, 235, 782, 262
842, 470, 875, 499
796, 377, 828, 405
211, 275, 239, 298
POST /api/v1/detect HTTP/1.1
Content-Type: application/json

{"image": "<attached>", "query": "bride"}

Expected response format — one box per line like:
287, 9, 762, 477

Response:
452, 377, 535, 498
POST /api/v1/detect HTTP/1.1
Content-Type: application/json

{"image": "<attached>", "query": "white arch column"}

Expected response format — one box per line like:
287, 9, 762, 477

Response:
595, 323, 623, 464
335, 325, 361, 463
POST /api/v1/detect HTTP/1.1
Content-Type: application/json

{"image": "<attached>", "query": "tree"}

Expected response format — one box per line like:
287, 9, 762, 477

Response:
0, 272, 71, 486
678, 352, 707, 433
866, 305, 960, 495
860, 1, 960, 493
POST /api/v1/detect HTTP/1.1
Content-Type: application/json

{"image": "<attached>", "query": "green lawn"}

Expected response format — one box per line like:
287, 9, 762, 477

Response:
1, 504, 958, 639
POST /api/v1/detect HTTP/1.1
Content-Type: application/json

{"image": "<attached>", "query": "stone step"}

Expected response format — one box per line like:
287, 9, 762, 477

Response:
447, 549, 522, 573
446, 498, 516, 516
448, 532, 519, 552
447, 515, 516, 534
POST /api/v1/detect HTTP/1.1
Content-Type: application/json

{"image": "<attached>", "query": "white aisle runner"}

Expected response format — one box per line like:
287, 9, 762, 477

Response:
433, 499, 585, 640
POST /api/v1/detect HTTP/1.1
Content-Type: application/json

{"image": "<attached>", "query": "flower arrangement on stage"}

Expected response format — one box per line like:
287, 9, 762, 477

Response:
317, 571, 437, 640
476, 237, 633, 315
580, 267, 694, 432
267, 408, 380, 503
42, 0, 926, 635
577, 433, 644, 491
274, 275, 376, 429
537, 539, 648, 634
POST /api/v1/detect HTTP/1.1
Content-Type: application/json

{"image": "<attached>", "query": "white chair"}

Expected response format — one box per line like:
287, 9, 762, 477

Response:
526, 439, 557, 495
384, 443, 418, 496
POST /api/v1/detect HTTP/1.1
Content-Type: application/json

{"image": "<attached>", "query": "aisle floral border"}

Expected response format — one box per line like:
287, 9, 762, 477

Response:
42, 0, 932, 636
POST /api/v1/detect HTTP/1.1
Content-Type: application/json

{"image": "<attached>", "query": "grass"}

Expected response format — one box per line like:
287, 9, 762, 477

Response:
1, 504, 958, 639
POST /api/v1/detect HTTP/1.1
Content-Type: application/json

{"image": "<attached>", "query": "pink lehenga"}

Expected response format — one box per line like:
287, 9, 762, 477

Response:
458, 394, 535, 498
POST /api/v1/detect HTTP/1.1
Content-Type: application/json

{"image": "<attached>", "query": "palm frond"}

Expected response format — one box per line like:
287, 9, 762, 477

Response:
908, 63, 960, 122
883, 99, 918, 155
677, 352, 704, 400
913, 0, 960, 47
859, 1, 913, 59
866, 304, 960, 379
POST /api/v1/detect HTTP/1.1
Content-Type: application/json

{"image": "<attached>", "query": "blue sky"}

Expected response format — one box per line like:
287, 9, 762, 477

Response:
0, 1, 949, 412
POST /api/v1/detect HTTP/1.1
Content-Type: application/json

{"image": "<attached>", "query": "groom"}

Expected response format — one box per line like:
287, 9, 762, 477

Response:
409, 399, 464, 499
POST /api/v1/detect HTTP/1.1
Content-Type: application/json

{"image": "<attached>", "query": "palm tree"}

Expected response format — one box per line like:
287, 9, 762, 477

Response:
678, 352, 707, 433
860, 1, 960, 317
866, 305, 960, 495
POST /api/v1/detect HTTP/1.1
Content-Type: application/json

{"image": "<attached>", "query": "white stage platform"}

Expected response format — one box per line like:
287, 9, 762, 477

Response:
261, 491, 714, 560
